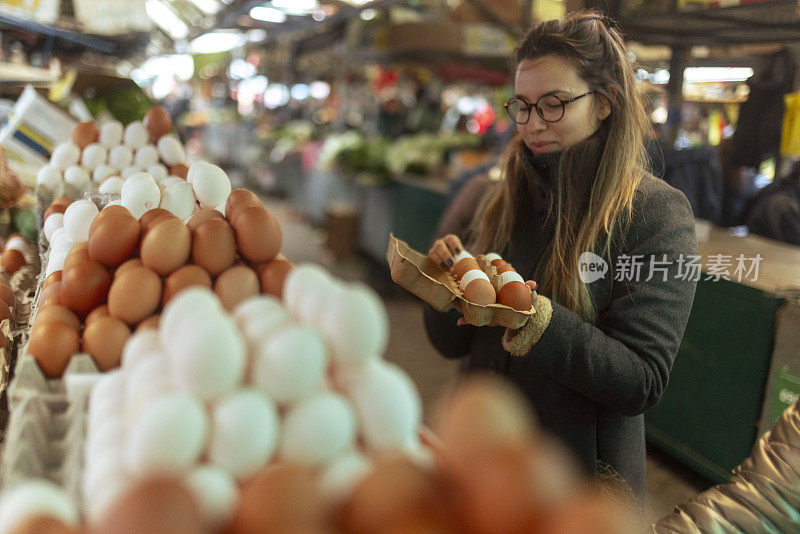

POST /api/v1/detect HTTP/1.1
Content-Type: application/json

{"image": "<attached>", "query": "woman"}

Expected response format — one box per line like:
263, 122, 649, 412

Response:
424, 12, 698, 503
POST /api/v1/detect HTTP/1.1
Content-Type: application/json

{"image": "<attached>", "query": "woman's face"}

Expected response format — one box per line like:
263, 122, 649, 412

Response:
514, 54, 611, 155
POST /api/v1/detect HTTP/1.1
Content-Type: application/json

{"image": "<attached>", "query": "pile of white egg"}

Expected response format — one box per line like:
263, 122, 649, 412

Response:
78, 267, 421, 528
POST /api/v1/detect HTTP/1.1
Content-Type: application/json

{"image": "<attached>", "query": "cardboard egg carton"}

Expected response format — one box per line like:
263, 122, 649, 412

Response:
1, 390, 87, 501
387, 234, 535, 329
8, 351, 98, 413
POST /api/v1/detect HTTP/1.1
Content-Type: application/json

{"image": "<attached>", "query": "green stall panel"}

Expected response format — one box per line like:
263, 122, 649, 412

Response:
646, 277, 783, 483
392, 178, 446, 254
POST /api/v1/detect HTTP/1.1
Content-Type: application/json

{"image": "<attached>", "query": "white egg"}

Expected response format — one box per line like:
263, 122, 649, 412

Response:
63, 165, 90, 192
169, 313, 246, 401
347, 360, 421, 452
252, 326, 327, 404
49, 231, 74, 255
106, 199, 122, 207
160, 288, 221, 349
83, 417, 124, 464
279, 393, 357, 466
233, 296, 285, 329
99, 176, 123, 195
121, 166, 141, 179
158, 176, 182, 191
282, 263, 334, 316
123, 392, 208, 475
298, 279, 345, 328
36, 164, 61, 191
62, 199, 98, 243
124, 120, 149, 149
84, 471, 132, 524
121, 172, 160, 219
81, 143, 107, 171
43, 213, 64, 242
322, 284, 388, 367
50, 142, 80, 169
92, 164, 116, 184
213, 202, 226, 215
185, 466, 238, 529
0, 479, 79, 531
135, 145, 159, 169
160, 181, 195, 220
82, 447, 125, 502
241, 310, 291, 352
320, 451, 372, 501
187, 162, 231, 208
147, 163, 168, 182
108, 145, 133, 170
99, 120, 124, 148
45, 250, 67, 277
5, 236, 28, 254
122, 330, 162, 369
157, 134, 186, 166
124, 355, 173, 422
208, 389, 279, 479
87, 370, 125, 430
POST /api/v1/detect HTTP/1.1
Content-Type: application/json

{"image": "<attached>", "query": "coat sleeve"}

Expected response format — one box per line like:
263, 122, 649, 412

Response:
515, 180, 699, 416
422, 174, 491, 360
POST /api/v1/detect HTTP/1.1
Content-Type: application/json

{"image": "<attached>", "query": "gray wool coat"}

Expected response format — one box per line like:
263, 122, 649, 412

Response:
424, 150, 698, 502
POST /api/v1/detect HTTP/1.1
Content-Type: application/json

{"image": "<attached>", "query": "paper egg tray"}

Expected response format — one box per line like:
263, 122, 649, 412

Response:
8, 350, 98, 414
1, 389, 88, 501
386, 234, 536, 329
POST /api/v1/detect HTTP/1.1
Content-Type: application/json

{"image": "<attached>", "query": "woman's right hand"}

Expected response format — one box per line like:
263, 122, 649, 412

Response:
428, 234, 465, 271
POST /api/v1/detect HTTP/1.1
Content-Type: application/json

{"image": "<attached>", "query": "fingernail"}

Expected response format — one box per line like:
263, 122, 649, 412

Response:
455, 248, 462, 253
447, 259, 454, 266
440, 262, 447, 269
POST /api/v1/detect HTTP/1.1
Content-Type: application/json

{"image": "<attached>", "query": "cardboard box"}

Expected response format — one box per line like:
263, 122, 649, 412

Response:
386, 234, 536, 329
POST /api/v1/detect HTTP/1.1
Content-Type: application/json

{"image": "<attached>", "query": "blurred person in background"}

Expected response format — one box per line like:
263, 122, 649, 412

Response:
424, 11, 698, 508
746, 160, 800, 246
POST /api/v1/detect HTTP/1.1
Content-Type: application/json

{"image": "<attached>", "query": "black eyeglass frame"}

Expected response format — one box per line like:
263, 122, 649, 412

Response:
504, 90, 597, 124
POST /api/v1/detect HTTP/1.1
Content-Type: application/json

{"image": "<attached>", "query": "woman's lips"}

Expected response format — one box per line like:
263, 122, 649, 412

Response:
530, 141, 556, 152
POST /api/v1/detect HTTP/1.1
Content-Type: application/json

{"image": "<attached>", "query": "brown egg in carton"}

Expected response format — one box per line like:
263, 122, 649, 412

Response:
387, 234, 535, 329
1, 390, 87, 502
8, 351, 98, 413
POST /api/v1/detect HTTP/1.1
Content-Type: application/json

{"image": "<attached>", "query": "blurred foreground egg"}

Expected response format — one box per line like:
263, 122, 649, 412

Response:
253, 326, 327, 404
279, 393, 357, 466
0, 480, 78, 533
184, 467, 238, 529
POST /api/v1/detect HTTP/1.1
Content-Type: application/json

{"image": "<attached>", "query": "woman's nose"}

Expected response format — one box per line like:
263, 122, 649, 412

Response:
524, 111, 548, 132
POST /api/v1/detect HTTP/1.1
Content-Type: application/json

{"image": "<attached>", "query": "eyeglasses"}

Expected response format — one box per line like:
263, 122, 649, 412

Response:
504, 90, 596, 124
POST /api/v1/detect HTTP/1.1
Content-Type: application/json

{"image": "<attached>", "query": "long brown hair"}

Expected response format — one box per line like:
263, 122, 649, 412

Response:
471, 11, 649, 321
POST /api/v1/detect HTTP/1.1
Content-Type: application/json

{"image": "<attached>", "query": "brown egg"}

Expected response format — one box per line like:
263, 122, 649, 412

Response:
39, 281, 62, 308
215, 265, 260, 311
186, 208, 223, 231
495, 262, 515, 274
225, 189, 261, 221
453, 258, 480, 280
63, 242, 90, 271
115, 258, 143, 278
140, 218, 190, 276
71, 121, 99, 149
43, 270, 62, 289
137, 315, 160, 332
94, 477, 205, 534
29, 321, 80, 378
0, 283, 14, 308
232, 206, 282, 264
9, 515, 80, 534
144, 106, 172, 142
191, 218, 236, 276
337, 456, 450, 534
140, 208, 176, 234
44, 204, 68, 221
462, 278, 496, 305
83, 316, 131, 371
490, 258, 506, 267
89, 205, 134, 237
51, 195, 74, 207
88, 209, 141, 267
498, 281, 532, 311
108, 266, 161, 325
59, 261, 111, 316
162, 264, 212, 306
258, 260, 294, 298
169, 163, 189, 180
33, 305, 81, 333
1, 249, 25, 273
0, 301, 11, 323
228, 464, 325, 534
85, 304, 111, 326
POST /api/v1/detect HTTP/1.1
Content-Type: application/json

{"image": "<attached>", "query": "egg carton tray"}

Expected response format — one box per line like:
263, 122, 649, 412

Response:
8, 351, 98, 414
1, 390, 87, 501
387, 234, 536, 330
